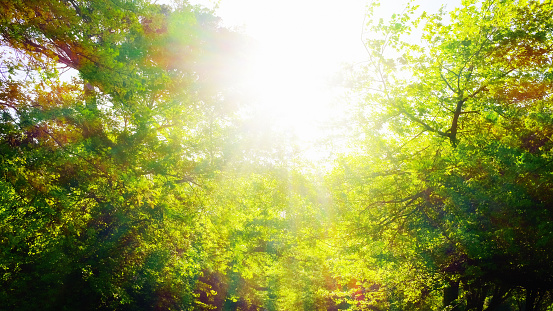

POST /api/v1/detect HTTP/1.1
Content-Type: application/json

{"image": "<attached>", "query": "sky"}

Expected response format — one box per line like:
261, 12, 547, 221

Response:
194, 0, 370, 142
184, 0, 460, 154
194, 0, 369, 62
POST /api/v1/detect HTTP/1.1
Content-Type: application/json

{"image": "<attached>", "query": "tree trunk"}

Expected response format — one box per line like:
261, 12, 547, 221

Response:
443, 280, 460, 311
525, 289, 537, 311
465, 283, 486, 311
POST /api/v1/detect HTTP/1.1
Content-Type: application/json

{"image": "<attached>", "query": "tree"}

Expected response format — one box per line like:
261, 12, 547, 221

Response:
329, 0, 553, 310
0, 0, 248, 309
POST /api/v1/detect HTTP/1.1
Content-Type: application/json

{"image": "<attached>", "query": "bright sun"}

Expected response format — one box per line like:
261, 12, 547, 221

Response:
244, 44, 337, 141
186, 0, 451, 153
197, 0, 369, 144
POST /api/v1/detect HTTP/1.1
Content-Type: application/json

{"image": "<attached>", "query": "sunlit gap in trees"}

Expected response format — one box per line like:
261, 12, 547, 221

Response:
239, 43, 347, 151
187, 0, 369, 163
207, 0, 463, 164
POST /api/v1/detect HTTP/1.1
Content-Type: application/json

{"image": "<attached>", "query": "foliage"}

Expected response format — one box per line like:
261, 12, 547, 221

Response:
0, 0, 248, 309
1, 0, 553, 310
329, 0, 553, 310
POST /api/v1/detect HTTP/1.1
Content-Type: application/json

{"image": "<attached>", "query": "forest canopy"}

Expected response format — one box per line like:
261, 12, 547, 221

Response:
0, 0, 552, 310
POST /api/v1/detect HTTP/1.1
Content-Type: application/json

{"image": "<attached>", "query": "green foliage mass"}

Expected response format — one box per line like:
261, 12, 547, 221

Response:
0, 0, 249, 309
1, 0, 553, 310
328, 0, 553, 310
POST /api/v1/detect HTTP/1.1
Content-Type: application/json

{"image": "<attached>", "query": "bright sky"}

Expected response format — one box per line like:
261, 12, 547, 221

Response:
189, 0, 369, 144
185, 0, 460, 157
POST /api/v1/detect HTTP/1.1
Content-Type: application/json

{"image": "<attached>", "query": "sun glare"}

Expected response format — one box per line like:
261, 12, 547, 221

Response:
244, 44, 335, 141
184, 0, 455, 157
193, 0, 369, 145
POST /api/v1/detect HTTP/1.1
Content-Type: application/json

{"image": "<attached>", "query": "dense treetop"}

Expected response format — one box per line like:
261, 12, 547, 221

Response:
0, 0, 552, 310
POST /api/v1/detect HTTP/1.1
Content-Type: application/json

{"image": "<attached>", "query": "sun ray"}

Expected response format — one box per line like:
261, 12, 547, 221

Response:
190, 0, 369, 146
